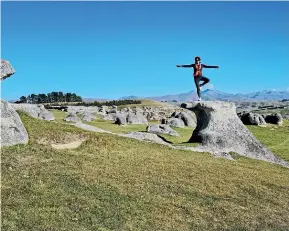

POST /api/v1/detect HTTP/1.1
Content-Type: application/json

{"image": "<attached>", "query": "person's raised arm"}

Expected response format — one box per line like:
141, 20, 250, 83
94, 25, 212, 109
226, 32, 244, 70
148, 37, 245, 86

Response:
176, 64, 193, 68
202, 64, 219, 68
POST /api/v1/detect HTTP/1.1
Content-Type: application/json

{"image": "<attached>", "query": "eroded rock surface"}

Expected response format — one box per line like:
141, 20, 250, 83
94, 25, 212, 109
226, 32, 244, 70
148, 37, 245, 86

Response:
1, 100, 29, 147
1, 60, 15, 81
182, 101, 288, 167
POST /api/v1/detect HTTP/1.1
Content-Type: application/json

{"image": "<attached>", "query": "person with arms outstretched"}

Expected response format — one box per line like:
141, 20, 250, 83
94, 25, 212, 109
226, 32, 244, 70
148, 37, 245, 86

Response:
177, 56, 219, 101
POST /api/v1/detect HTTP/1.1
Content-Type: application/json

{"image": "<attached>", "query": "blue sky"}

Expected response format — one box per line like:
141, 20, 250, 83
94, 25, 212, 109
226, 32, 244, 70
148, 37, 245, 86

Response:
1, 1, 289, 100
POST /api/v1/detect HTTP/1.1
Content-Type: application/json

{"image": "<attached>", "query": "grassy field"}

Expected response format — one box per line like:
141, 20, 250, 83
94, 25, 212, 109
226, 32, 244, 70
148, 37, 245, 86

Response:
52, 110, 196, 145
117, 100, 176, 110
246, 120, 289, 163
2, 111, 289, 231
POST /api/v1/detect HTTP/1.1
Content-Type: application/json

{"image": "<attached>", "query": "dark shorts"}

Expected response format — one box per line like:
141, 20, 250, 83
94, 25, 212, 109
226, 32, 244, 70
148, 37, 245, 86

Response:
194, 76, 210, 87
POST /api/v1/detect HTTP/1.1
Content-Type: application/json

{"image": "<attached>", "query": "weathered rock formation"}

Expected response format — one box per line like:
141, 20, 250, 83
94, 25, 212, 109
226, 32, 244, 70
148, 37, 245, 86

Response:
127, 113, 148, 125
1, 61, 29, 147
64, 113, 82, 123
120, 132, 173, 146
238, 112, 266, 126
1, 100, 29, 146
11, 104, 55, 121
1, 60, 15, 81
147, 124, 179, 137
182, 101, 288, 167
264, 113, 283, 125
162, 118, 185, 128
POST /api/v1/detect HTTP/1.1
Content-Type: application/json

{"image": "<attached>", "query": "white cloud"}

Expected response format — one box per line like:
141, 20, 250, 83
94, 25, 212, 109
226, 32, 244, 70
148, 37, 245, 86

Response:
286, 87, 289, 92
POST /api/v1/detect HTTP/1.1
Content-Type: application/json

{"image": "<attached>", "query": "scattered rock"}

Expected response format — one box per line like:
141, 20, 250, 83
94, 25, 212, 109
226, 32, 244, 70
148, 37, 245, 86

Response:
102, 113, 118, 121
11, 104, 55, 121
81, 113, 96, 122
264, 113, 283, 125
115, 114, 127, 125
147, 124, 179, 136
64, 114, 82, 123
127, 113, 148, 125
1, 100, 29, 147
166, 118, 185, 128
120, 132, 172, 146
176, 111, 196, 127
239, 112, 266, 126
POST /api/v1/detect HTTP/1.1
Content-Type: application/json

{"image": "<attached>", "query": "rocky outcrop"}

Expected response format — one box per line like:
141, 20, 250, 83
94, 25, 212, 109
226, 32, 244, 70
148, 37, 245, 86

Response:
1, 100, 29, 147
11, 104, 55, 121
115, 114, 127, 125
182, 101, 288, 167
163, 118, 185, 128
81, 112, 96, 122
1, 60, 15, 81
127, 113, 148, 125
102, 113, 118, 121
147, 124, 179, 137
120, 132, 172, 146
175, 111, 196, 127
264, 113, 283, 125
64, 113, 82, 123
238, 112, 266, 126
67, 106, 99, 115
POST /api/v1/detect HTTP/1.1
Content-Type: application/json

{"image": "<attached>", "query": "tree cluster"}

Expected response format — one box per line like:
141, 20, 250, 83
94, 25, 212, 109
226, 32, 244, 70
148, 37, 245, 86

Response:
19, 92, 82, 104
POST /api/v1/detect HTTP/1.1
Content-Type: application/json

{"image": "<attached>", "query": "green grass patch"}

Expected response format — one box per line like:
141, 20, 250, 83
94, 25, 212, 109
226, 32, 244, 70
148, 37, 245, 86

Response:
1, 113, 289, 230
117, 100, 174, 110
246, 120, 289, 162
50, 109, 68, 123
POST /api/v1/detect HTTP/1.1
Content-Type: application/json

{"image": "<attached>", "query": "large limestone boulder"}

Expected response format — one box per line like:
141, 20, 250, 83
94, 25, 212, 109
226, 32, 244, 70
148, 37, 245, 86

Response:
238, 112, 266, 126
1, 60, 15, 81
147, 124, 179, 137
264, 113, 283, 125
11, 104, 55, 121
115, 114, 127, 125
1, 100, 29, 147
81, 112, 96, 122
163, 118, 185, 128
127, 113, 148, 125
67, 106, 99, 115
64, 113, 82, 123
120, 132, 172, 146
175, 111, 196, 127
182, 101, 288, 167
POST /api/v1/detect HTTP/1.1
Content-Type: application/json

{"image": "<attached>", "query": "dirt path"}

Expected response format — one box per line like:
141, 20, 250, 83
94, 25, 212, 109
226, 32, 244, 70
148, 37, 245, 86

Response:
51, 139, 86, 149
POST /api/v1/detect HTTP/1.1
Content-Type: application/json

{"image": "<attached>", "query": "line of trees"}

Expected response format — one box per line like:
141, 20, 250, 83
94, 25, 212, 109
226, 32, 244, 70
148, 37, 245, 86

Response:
48, 99, 142, 107
19, 92, 82, 104
74, 99, 142, 107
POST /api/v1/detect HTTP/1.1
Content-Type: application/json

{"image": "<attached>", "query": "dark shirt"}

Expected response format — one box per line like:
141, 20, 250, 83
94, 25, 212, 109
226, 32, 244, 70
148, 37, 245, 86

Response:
180, 63, 218, 77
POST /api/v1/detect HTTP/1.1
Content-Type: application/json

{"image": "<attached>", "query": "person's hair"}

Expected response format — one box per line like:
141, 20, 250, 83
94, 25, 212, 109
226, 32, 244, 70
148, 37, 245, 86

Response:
195, 56, 201, 61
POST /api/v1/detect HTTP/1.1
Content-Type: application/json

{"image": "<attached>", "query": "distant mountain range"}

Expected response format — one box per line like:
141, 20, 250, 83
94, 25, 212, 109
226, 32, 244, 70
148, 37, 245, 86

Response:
10, 89, 289, 104
119, 89, 289, 102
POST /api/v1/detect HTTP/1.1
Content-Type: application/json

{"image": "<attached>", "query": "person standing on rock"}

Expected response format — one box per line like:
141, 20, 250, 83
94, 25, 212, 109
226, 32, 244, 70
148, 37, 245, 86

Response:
176, 56, 219, 101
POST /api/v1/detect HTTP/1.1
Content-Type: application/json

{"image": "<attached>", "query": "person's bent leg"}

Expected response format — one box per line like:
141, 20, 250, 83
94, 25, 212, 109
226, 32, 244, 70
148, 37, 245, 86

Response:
200, 76, 210, 87
194, 76, 201, 98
